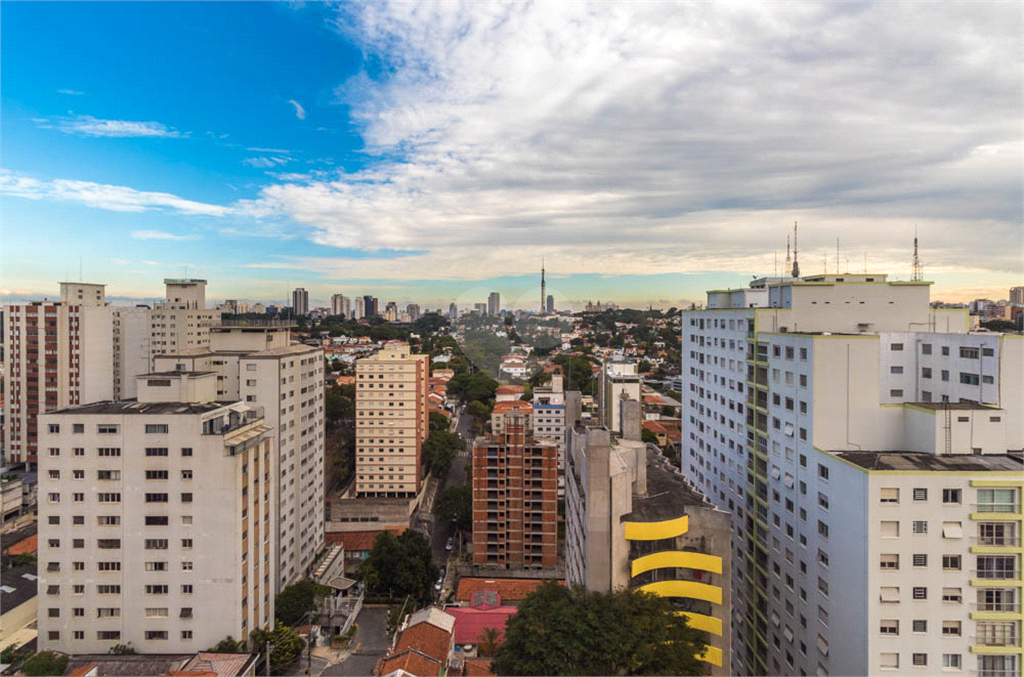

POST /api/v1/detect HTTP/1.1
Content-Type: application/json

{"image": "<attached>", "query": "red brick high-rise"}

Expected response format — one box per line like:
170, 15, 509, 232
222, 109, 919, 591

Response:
472, 411, 557, 569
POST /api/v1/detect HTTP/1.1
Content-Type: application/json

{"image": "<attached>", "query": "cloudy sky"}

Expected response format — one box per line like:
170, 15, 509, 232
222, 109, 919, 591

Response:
2, 1, 1020, 309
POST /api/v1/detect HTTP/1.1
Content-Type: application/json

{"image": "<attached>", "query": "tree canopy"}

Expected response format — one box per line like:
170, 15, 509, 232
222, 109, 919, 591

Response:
448, 371, 499, 404
251, 622, 305, 675
423, 429, 464, 475
429, 411, 451, 435
275, 580, 329, 626
21, 652, 70, 676
491, 582, 707, 676
435, 484, 472, 532
360, 530, 438, 602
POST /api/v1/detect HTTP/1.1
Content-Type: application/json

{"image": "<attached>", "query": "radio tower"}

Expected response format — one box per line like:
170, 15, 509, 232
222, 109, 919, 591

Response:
912, 227, 923, 282
785, 235, 791, 273
541, 258, 546, 313
791, 221, 800, 278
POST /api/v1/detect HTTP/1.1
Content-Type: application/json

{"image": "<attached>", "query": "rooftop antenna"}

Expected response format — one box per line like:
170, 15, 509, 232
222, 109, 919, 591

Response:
912, 225, 923, 282
791, 221, 800, 278
785, 235, 791, 272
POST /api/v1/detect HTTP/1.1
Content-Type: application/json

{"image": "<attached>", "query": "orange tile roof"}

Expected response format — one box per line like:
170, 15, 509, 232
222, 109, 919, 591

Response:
2, 533, 37, 556
463, 658, 496, 677
491, 400, 531, 414
394, 622, 451, 664
379, 649, 442, 677
455, 577, 560, 603
68, 665, 97, 676
495, 385, 525, 395
325, 528, 406, 552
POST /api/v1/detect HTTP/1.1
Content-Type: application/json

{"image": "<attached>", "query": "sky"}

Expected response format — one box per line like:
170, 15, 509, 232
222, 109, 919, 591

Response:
2, 1, 1021, 310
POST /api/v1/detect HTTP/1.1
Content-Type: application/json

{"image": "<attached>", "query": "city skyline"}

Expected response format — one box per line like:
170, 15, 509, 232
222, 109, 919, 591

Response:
2, 2, 1021, 305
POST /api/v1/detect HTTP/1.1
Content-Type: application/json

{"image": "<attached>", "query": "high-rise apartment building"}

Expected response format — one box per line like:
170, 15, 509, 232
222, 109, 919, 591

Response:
531, 373, 582, 498
148, 279, 219, 367
1010, 286, 1024, 306
37, 371, 275, 653
354, 297, 365, 320
597, 357, 641, 434
385, 302, 399, 322
154, 325, 325, 590
362, 295, 377, 317
488, 292, 500, 317
354, 343, 428, 498
3, 283, 114, 466
546, 295, 554, 314
112, 306, 151, 401
331, 294, 348, 317
448, 303, 458, 320
406, 304, 421, 322
473, 303, 487, 315
292, 288, 309, 317
565, 425, 732, 675
472, 411, 557, 569
681, 273, 1023, 676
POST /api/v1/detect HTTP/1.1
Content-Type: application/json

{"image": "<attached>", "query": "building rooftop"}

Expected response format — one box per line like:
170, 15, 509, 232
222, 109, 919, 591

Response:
0, 563, 38, 614
142, 371, 217, 378
49, 400, 228, 416
244, 343, 322, 358
624, 448, 713, 522
909, 401, 1000, 411
455, 577, 560, 603
62, 654, 255, 677
833, 451, 1024, 472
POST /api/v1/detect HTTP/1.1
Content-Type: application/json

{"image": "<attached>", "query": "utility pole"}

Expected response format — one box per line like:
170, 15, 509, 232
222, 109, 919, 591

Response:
265, 640, 273, 677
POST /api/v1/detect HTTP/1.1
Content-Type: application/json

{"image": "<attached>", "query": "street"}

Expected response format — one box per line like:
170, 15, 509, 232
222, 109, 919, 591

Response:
430, 411, 475, 567
321, 607, 390, 676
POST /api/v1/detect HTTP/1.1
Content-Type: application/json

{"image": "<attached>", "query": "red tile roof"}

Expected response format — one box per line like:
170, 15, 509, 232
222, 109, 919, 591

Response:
2, 533, 37, 556
394, 622, 452, 664
68, 666, 97, 676
495, 385, 525, 395
447, 606, 517, 645
379, 649, 442, 677
491, 400, 532, 414
325, 528, 406, 553
455, 577, 559, 603
463, 658, 497, 677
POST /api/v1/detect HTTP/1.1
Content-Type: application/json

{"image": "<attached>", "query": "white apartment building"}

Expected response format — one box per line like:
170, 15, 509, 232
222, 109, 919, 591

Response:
355, 343, 428, 498
292, 289, 309, 317
37, 371, 275, 654
112, 305, 152, 401
598, 357, 641, 433
682, 273, 1023, 676
148, 279, 220, 367
331, 294, 351, 318
154, 325, 325, 590
3, 283, 114, 466
532, 373, 582, 498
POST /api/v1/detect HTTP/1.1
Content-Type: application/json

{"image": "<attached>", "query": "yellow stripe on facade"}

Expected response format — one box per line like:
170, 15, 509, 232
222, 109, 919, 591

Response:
698, 645, 724, 667
675, 611, 723, 636
623, 515, 689, 541
631, 550, 723, 577
637, 580, 723, 605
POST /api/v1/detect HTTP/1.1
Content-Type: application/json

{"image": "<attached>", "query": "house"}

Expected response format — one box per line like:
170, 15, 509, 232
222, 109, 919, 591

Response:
62, 653, 257, 677
454, 578, 560, 605
494, 385, 525, 403
447, 590, 517, 648
377, 606, 456, 677
325, 528, 406, 569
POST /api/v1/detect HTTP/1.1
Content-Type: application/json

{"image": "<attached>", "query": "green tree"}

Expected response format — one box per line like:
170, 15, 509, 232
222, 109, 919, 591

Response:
107, 643, 136, 655
21, 651, 70, 676
466, 400, 491, 420
429, 411, 451, 435
435, 484, 472, 531
360, 530, 437, 602
981, 319, 1017, 332
209, 636, 247, 653
478, 627, 502, 657
423, 429, 464, 475
251, 623, 305, 675
275, 580, 328, 626
641, 428, 659, 446
491, 583, 707, 676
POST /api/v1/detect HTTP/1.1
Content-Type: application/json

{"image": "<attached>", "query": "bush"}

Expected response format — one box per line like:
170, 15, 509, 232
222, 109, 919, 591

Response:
21, 651, 70, 676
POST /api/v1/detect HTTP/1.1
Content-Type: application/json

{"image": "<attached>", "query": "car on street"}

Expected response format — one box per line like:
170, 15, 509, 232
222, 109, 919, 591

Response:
446, 536, 454, 551
434, 576, 443, 592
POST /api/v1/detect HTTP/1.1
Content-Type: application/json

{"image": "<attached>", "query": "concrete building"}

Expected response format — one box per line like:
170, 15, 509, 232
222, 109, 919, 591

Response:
531, 373, 582, 498
384, 302, 399, 322
354, 297, 365, 321
3, 283, 114, 466
597, 357, 641, 434
331, 294, 350, 318
472, 412, 557, 569
112, 306, 152, 401
363, 296, 377, 318
354, 343, 429, 498
473, 303, 487, 315
406, 304, 421, 322
448, 303, 458, 320
37, 371, 275, 654
153, 325, 325, 590
291, 288, 309, 317
488, 293, 500, 317
564, 425, 732, 674
1010, 286, 1023, 306
148, 280, 220, 368
682, 273, 1024, 676
546, 295, 554, 314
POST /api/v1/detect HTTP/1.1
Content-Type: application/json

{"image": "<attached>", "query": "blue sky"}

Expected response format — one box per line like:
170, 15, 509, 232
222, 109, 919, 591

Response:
2, 2, 1021, 309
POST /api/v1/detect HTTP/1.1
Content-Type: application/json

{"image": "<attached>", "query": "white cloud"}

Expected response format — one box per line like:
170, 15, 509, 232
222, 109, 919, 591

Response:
243, 156, 292, 168
57, 89, 84, 96
48, 115, 188, 138
288, 99, 306, 120
247, 147, 293, 153
233, 1, 1022, 281
131, 230, 195, 241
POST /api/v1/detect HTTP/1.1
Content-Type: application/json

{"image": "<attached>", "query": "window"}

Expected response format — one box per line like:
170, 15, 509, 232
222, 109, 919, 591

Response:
97, 631, 121, 641
942, 555, 961, 571
880, 488, 899, 504
890, 366, 903, 374
146, 585, 169, 594
817, 577, 829, 597
145, 424, 169, 433
959, 372, 979, 386
98, 561, 121, 571
145, 470, 168, 480
145, 447, 169, 457
913, 553, 928, 567
942, 587, 962, 603
913, 520, 927, 534
145, 515, 169, 525
145, 539, 169, 550
942, 654, 961, 669
181, 447, 193, 457
97, 584, 120, 594
145, 493, 168, 503
977, 489, 1017, 513
182, 630, 193, 640
912, 654, 927, 667
891, 343, 904, 351
942, 521, 964, 538
922, 367, 932, 378
959, 347, 979, 359
941, 370, 949, 381
97, 539, 121, 549
181, 538, 193, 549
97, 470, 120, 480
941, 621, 961, 636
880, 619, 899, 635
913, 619, 927, 632
145, 562, 168, 572
889, 389, 903, 397
97, 424, 119, 434
181, 492, 193, 503
181, 584, 193, 594
181, 470, 193, 480
913, 587, 927, 600
913, 488, 927, 501
880, 653, 899, 669
96, 608, 120, 618
880, 554, 899, 570
182, 561, 193, 571
818, 521, 829, 539
818, 465, 829, 481
145, 631, 169, 640
881, 521, 899, 538
942, 488, 962, 504
73, 631, 84, 640
145, 608, 169, 618
97, 493, 121, 503
98, 447, 121, 457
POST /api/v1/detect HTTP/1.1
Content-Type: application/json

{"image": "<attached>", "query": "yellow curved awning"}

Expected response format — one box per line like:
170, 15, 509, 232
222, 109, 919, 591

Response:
623, 515, 688, 541
637, 580, 723, 605
698, 645, 723, 667
676, 611, 723, 636
631, 550, 723, 577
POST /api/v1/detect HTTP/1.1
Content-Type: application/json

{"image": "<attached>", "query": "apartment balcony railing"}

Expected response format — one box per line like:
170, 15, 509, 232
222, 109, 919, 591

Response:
973, 503, 1022, 514
972, 602, 1021, 613
972, 634, 1021, 648
976, 671, 1018, 677
973, 569, 1021, 581
975, 536, 1021, 547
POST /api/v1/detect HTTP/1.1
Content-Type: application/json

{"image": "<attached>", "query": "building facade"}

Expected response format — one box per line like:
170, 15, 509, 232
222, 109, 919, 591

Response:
488, 293, 500, 317
681, 273, 1023, 676
564, 425, 732, 675
148, 280, 220, 368
292, 288, 309, 317
531, 373, 582, 498
37, 371, 275, 654
354, 343, 429, 498
331, 294, 350, 318
472, 412, 557, 569
598, 357, 641, 434
112, 305, 152, 401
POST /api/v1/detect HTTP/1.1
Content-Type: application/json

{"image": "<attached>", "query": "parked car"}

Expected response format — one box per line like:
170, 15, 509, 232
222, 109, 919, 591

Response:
446, 537, 454, 551
434, 577, 443, 592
